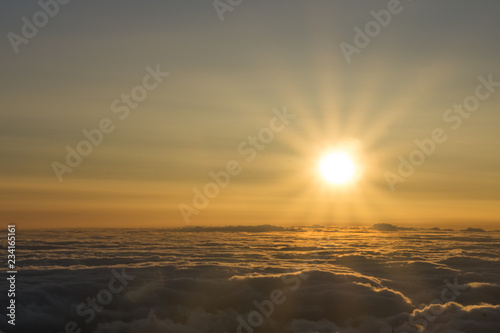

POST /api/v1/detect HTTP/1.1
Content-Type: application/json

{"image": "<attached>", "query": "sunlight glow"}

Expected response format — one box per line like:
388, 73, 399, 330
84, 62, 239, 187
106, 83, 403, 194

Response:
319, 151, 357, 185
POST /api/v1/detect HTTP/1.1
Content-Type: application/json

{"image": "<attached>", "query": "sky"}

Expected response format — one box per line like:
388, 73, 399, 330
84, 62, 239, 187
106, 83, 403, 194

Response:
1, 0, 500, 229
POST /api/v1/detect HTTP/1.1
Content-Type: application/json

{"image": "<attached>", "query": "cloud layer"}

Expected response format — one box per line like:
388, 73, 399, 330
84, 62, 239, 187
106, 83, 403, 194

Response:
1, 226, 499, 333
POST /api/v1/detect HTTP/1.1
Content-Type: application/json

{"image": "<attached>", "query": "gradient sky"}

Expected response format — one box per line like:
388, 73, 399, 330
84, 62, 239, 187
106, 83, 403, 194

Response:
1, 0, 500, 229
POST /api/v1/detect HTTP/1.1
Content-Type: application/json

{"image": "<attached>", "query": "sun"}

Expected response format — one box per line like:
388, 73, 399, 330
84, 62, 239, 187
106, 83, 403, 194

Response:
318, 151, 358, 185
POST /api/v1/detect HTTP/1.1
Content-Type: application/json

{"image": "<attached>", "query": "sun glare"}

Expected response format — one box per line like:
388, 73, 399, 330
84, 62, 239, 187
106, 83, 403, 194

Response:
319, 151, 358, 185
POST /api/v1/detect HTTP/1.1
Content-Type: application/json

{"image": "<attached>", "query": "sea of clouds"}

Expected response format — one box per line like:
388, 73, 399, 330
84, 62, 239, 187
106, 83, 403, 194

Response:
0, 225, 499, 333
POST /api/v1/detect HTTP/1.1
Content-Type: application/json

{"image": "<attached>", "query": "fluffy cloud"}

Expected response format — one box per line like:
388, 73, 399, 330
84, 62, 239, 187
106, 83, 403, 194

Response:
5, 226, 500, 333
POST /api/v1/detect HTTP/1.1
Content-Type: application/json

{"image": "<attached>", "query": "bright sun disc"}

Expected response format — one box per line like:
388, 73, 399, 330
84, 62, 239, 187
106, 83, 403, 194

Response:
319, 152, 357, 185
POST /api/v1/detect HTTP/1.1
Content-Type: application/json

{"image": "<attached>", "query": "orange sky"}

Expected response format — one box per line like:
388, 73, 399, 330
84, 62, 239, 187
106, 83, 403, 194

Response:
1, 1, 500, 229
